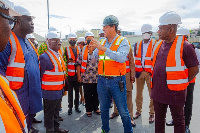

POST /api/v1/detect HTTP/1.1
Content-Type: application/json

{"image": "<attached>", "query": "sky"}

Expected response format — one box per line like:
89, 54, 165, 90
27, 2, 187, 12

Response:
13, 0, 200, 38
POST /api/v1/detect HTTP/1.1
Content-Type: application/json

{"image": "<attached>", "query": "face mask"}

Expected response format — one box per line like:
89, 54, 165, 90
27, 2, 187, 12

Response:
143, 33, 151, 39
87, 40, 91, 45
99, 37, 105, 41
69, 40, 76, 46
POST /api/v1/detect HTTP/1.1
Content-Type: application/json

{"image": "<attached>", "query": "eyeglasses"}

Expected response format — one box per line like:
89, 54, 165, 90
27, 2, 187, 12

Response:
0, 12, 16, 22
0, 2, 16, 22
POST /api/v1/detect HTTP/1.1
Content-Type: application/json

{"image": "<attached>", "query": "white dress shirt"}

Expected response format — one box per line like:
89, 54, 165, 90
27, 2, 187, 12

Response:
49, 48, 61, 64
142, 40, 150, 67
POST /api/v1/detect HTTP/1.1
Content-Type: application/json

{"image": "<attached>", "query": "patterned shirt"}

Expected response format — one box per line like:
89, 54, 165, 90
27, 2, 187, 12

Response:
77, 50, 98, 83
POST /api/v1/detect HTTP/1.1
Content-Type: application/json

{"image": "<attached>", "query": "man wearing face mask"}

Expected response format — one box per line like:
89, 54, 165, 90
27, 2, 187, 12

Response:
77, 37, 85, 106
133, 24, 155, 123
99, 29, 105, 43
65, 33, 81, 115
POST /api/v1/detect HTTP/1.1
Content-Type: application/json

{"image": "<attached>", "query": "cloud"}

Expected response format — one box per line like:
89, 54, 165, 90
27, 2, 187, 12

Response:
49, 15, 70, 19
13, 0, 200, 36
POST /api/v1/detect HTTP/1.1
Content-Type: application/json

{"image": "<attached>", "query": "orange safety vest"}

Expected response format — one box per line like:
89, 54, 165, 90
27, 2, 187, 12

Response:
135, 39, 155, 73
182, 35, 196, 83
41, 50, 66, 90
98, 36, 126, 76
6, 31, 38, 90
125, 40, 132, 73
81, 45, 89, 73
152, 36, 189, 91
66, 46, 80, 76
0, 75, 26, 133
58, 45, 65, 57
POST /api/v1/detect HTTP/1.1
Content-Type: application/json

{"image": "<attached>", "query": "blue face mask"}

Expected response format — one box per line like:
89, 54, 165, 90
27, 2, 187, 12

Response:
99, 37, 105, 41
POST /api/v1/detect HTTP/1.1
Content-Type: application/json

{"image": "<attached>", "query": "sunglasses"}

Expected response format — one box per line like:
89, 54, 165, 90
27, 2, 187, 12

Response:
0, 2, 16, 22
0, 12, 16, 22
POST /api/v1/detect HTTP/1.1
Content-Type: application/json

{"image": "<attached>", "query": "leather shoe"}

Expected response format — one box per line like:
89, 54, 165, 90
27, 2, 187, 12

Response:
131, 119, 136, 127
29, 127, 39, 133
68, 108, 72, 115
109, 112, 119, 119
58, 116, 63, 121
75, 108, 81, 113
133, 112, 141, 119
32, 118, 42, 123
166, 120, 174, 126
54, 128, 69, 133
185, 126, 190, 133
149, 114, 155, 124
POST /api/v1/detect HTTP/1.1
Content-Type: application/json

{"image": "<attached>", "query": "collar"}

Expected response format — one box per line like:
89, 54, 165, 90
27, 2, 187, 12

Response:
49, 48, 59, 56
142, 38, 151, 45
106, 34, 119, 45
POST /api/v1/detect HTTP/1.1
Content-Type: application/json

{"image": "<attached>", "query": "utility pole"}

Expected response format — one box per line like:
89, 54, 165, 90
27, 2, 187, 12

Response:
47, 0, 49, 30
68, 25, 71, 33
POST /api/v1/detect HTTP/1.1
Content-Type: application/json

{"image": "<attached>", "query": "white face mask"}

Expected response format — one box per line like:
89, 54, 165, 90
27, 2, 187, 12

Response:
143, 33, 151, 39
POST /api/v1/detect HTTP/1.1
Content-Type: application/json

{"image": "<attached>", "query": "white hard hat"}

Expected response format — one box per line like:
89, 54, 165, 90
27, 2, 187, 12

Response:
48, 27, 58, 32
118, 26, 122, 31
85, 31, 94, 38
26, 34, 35, 39
14, 5, 35, 19
68, 33, 77, 39
141, 24, 152, 33
99, 29, 104, 34
46, 31, 60, 39
177, 27, 190, 36
0, 0, 21, 16
77, 37, 85, 42
159, 11, 182, 26
34, 40, 38, 45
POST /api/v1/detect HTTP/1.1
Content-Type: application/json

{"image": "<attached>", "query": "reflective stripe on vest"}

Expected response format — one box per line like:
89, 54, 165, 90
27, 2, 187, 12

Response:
152, 36, 189, 91
98, 36, 126, 76
66, 46, 79, 76
58, 46, 65, 57
42, 50, 65, 90
0, 75, 26, 133
81, 45, 88, 73
135, 39, 155, 73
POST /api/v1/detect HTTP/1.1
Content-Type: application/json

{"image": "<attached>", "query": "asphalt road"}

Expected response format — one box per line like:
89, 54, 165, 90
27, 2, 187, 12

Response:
34, 70, 200, 133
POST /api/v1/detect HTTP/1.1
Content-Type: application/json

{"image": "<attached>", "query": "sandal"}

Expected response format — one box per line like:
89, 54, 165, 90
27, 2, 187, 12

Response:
86, 112, 92, 117
95, 110, 101, 115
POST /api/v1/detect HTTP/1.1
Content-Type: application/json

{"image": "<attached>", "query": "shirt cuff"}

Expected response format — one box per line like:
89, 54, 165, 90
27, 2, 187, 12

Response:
105, 48, 112, 56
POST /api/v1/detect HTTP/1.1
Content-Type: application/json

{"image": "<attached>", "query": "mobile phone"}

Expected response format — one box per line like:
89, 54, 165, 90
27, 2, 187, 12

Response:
118, 80, 124, 92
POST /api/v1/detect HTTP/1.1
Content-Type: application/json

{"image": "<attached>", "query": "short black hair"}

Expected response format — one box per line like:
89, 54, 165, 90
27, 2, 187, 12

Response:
109, 24, 118, 32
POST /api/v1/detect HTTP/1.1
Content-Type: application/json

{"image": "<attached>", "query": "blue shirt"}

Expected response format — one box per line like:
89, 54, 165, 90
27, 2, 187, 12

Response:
0, 35, 42, 115
93, 35, 130, 63
39, 52, 63, 100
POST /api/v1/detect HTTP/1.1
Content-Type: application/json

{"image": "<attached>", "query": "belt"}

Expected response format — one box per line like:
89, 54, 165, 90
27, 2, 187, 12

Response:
103, 76, 118, 79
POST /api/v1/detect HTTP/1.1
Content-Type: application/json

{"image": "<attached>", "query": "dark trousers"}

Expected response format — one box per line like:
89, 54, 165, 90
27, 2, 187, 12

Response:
185, 82, 195, 127
68, 81, 80, 109
26, 114, 36, 131
154, 100, 185, 133
43, 98, 62, 132
83, 83, 99, 112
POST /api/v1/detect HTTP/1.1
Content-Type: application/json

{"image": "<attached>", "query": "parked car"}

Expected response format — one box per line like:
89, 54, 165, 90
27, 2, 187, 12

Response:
192, 42, 200, 49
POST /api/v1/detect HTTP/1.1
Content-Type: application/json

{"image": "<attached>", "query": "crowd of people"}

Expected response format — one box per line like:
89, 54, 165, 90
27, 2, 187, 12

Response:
0, 0, 200, 133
